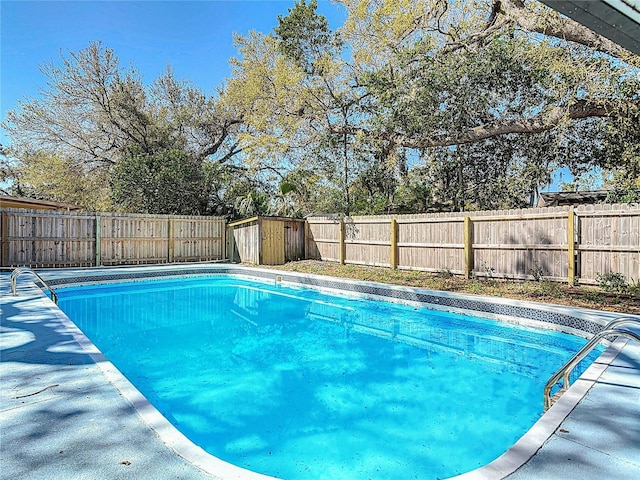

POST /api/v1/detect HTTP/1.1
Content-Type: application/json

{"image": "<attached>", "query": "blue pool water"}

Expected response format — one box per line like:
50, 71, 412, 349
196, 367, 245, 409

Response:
57, 276, 600, 479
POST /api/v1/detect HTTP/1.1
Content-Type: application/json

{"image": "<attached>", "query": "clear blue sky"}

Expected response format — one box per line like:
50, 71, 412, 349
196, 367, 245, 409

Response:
0, 0, 347, 146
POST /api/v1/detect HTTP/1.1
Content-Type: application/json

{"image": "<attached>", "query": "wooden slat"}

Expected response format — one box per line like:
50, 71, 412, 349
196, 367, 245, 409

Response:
398, 242, 464, 249
577, 245, 640, 252
473, 244, 567, 250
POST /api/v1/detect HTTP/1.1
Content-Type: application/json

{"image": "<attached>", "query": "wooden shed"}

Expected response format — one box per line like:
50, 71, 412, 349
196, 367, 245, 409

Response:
228, 216, 306, 265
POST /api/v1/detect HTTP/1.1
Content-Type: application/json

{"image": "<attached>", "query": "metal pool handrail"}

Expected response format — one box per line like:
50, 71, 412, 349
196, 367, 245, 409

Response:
10, 267, 59, 305
543, 316, 640, 411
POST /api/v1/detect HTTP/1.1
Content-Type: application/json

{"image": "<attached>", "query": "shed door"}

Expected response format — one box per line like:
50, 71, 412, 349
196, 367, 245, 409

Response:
261, 220, 285, 265
284, 221, 305, 262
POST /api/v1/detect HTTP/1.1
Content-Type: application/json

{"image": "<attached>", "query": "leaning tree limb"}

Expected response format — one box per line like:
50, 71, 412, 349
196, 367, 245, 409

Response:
331, 99, 633, 148
393, 100, 619, 148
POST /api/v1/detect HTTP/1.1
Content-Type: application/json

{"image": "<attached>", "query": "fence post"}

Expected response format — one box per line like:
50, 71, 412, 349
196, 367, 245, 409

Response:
95, 215, 101, 267
339, 219, 346, 265
95, 215, 102, 267
1, 211, 8, 267
567, 209, 575, 285
390, 218, 398, 269
464, 216, 473, 279
226, 225, 233, 262
221, 219, 226, 262
304, 220, 309, 260
168, 218, 175, 263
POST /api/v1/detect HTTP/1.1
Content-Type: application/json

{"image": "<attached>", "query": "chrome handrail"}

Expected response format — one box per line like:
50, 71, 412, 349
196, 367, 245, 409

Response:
543, 317, 640, 411
9, 267, 59, 305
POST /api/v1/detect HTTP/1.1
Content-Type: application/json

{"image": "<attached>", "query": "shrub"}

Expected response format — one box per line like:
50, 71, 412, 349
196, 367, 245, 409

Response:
438, 267, 453, 278
528, 263, 544, 282
596, 272, 628, 294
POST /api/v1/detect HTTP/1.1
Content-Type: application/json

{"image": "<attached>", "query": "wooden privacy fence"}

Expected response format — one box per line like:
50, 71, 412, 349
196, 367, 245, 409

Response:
3, 204, 639, 283
306, 204, 640, 285
0, 209, 226, 268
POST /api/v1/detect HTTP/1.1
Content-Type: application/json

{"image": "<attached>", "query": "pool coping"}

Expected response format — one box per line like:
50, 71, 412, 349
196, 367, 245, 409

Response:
4, 263, 640, 479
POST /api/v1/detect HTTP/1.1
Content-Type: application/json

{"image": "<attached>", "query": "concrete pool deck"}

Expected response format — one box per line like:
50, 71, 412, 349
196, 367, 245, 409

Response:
1, 266, 639, 480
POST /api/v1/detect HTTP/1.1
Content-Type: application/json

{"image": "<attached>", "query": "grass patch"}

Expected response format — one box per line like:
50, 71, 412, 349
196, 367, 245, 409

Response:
264, 260, 640, 315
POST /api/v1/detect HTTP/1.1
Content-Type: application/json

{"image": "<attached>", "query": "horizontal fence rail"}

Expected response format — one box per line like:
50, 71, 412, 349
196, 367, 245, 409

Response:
1, 208, 226, 268
306, 204, 640, 285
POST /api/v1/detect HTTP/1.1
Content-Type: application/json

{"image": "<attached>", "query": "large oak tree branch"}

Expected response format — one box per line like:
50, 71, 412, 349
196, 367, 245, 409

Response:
331, 99, 627, 148
394, 100, 617, 148
441, 15, 511, 54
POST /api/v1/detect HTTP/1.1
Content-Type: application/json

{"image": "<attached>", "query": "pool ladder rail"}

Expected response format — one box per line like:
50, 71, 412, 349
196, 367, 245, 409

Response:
10, 267, 59, 305
543, 316, 640, 411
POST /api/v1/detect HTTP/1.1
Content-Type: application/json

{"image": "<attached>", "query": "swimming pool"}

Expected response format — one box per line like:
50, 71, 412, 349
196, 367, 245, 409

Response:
53, 272, 602, 480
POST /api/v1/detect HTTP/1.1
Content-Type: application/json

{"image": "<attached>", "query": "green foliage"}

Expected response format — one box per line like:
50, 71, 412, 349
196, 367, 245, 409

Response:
529, 263, 545, 282
537, 280, 563, 298
393, 171, 434, 213
234, 190, 270, 218
438, 268, 454, 278
592, 109, 640, 202
359, 30, 628, 209
605, 183, 640, 203
228, 0, 374, 216
603, 127, 640, 202
110, 148, 208, 214
7, 151, 112, 211
348, 156, 401, 214
275, 0, 333, 74
279, 181, 297, 196
583, 290, 606, 304
628, 279, 640, 296
341, 1, 639, 212
596, 272, 629, 294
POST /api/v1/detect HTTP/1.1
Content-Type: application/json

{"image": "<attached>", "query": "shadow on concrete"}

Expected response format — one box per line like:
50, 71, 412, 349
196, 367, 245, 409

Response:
1, 288, 216, 480
1, 299, 95, 366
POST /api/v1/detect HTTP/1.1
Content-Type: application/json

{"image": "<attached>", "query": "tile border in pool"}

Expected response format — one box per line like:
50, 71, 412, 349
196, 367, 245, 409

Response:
24, 263, 640, 479
42, 263, 622, 337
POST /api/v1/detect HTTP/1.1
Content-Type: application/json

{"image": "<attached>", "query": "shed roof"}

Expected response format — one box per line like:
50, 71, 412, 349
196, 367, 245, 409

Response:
540, 0, 640, 55
0, 195, 83, 211
538, 190, 609, 207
